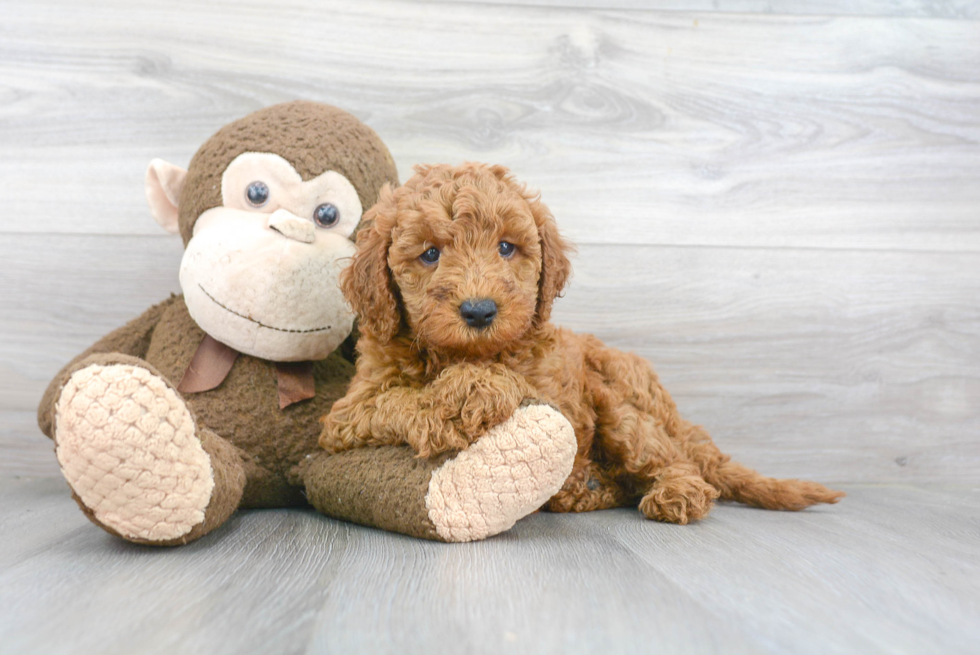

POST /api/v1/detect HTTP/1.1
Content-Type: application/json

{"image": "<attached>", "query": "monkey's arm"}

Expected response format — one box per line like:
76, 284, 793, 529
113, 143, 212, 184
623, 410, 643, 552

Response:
307, 398, 579, 543
37, 295, 180, 439
319, 362, 537, 458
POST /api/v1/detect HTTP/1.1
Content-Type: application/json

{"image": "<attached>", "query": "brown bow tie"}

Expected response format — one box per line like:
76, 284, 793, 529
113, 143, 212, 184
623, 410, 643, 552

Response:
177, 334, 316, 409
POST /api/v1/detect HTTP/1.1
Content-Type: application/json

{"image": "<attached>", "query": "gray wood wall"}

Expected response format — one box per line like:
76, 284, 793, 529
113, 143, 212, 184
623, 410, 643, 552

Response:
2, 0, 978, 484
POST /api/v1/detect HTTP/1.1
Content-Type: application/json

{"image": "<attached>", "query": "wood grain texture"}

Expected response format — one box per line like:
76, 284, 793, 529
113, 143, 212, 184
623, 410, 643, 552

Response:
0, 477, 977, 655
424, 0, 980, 19
0, 5, 977, 484
4, 235, 978, 482
1, 1, 979, 251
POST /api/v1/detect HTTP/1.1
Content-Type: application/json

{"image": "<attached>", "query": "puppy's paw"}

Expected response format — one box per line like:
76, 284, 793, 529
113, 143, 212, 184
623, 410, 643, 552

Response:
639, 472, 720, 525
434, 363, 535, 436
318, 407, 360, 453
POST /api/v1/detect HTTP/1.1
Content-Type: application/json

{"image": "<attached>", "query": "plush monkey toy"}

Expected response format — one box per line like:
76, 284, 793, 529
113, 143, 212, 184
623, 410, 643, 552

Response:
37, 101, 576, 545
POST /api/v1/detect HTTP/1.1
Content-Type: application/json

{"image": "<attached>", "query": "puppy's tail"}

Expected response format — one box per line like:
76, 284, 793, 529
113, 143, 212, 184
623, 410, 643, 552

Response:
703, 460, 845, 511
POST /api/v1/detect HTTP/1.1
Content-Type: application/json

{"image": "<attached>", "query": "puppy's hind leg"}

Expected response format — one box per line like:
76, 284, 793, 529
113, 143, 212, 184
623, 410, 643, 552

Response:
638, 461, 720, 524
545, 459, 633, 514
589, 358, 720, 523
595, 405, 720, 524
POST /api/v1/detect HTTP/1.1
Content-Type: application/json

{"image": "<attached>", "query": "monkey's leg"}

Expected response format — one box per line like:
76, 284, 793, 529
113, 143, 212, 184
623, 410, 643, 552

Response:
38, 296, 178, 439
303, 402, 577, 542
53, 354, 246, 545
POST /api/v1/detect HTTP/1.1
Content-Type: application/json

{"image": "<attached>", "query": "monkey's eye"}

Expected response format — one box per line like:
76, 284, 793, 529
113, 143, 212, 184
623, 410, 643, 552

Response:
498, 241, 516, 258
246, 181, 270, 207
314, 203, 340, 227
419, 247, 440, 265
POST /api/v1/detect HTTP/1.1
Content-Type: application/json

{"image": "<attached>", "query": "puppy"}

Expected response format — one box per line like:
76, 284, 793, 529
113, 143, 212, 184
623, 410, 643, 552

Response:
320, 163, 843, 524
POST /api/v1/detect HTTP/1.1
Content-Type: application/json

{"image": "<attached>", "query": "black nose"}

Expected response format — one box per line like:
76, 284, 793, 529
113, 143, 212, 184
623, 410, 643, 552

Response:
459, 299, 497, 328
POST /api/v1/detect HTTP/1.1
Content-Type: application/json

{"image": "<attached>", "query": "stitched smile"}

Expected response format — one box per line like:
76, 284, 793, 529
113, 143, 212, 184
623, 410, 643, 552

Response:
198, 284, 331, 334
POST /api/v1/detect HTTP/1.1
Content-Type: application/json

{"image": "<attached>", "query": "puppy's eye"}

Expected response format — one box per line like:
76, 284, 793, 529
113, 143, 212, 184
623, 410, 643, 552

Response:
246, 181, 270, 207
313, 203, 340, 227
498, 241, 516, 258
419, 247, 441, 265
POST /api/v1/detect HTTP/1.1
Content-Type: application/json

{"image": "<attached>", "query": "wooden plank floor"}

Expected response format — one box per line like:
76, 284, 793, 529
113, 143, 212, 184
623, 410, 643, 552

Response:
1, 477, 977, 655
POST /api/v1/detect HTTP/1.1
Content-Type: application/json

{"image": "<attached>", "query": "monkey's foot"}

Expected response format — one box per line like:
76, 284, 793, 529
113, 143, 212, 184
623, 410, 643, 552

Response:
55, 363, 215, 543
424, 403, 577, 542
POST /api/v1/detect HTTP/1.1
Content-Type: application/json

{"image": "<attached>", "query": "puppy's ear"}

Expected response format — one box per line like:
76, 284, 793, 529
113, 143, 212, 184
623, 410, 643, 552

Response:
527, 193, 573, 325
341, 184, 401, 342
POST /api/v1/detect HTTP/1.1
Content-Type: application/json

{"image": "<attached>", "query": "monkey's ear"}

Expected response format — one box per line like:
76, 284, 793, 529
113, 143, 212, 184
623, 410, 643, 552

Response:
145, 159, 187, 235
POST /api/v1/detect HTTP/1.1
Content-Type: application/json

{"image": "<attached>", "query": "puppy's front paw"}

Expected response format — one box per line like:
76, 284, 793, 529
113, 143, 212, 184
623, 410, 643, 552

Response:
318, 409, 355, 453
434, 363, 534, 436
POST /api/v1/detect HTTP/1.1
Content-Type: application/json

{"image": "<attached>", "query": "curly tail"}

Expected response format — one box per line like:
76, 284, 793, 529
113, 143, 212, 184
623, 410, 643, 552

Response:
703, 460, 845, 511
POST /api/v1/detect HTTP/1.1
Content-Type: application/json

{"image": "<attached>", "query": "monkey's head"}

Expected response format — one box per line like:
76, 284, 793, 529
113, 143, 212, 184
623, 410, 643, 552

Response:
144, 101, 399, 362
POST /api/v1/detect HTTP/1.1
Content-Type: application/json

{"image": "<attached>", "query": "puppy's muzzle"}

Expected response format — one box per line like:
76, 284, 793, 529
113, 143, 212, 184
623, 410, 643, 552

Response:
459, 299, 497, 329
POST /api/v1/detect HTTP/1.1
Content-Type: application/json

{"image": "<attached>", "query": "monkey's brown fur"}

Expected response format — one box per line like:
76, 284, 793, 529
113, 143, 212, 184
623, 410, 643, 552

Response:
320, 162, 844, 523
177, 101, 398, 245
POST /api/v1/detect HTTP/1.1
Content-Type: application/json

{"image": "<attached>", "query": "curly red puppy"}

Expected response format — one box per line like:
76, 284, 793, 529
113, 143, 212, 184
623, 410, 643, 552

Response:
320, 162, 843, 524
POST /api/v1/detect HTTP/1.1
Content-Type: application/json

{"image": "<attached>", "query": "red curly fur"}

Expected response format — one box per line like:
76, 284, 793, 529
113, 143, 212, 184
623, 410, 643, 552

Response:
321, 162, 844, 523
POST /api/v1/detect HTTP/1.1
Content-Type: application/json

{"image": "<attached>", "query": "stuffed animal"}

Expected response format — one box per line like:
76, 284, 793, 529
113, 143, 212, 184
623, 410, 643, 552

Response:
37, 102, 577, 545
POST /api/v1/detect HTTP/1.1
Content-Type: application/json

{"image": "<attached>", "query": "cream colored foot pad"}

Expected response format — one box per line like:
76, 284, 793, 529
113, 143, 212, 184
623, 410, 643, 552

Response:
425, 404, 577, 542
55, 364, 214, 541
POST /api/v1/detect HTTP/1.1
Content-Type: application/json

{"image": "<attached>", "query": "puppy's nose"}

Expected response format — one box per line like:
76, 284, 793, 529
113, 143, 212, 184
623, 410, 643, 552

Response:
459, 299, 497, 329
